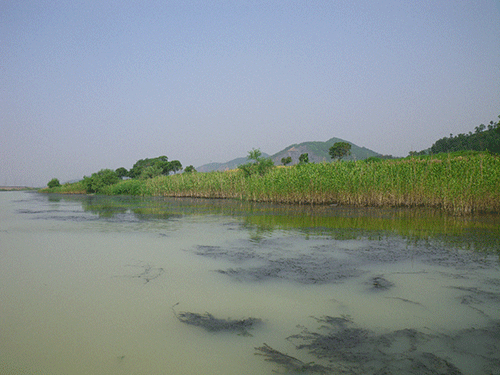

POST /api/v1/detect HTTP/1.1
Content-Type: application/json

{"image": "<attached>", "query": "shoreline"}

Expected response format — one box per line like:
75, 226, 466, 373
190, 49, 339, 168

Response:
0, 186, 36, 191
39, 152, 500, 215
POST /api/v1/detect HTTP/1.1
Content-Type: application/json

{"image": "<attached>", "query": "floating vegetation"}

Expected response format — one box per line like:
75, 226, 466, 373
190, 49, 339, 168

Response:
288, 315, 372, 364
384, 296, 423, 305
115, 261, 164, 284
367, 275, 394, 291
172, 304, 261, 336
215, 254, 363, 284
265, 315, 500, 375
254, 343, 334, 374
450, 285, 500, 319
196, 235, 499, 286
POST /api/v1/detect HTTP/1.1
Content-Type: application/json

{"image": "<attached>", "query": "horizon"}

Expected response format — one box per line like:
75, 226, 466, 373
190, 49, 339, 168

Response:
2, 2, 499, 187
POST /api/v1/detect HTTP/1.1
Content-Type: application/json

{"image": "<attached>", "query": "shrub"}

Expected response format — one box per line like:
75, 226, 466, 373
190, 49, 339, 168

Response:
239, 148, 275, 177
83, 169, 120, 193
299, 153, 309, 164
47, 178, 61, 188
102, 179, 144, 195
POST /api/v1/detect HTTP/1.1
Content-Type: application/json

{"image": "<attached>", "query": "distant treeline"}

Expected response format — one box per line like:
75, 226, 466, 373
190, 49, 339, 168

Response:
410, 115, 500, 156
46, 156, 192, 193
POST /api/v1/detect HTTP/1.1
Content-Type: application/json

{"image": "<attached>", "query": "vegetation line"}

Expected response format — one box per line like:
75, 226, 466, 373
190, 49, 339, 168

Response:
41, 151, 500, 215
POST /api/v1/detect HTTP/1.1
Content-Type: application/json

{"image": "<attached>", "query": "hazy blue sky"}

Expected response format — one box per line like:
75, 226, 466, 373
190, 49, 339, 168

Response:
2, 1, 499, 187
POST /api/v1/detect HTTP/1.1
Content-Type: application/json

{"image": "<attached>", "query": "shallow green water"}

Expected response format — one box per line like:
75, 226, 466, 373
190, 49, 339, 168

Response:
0, 192, 499, 374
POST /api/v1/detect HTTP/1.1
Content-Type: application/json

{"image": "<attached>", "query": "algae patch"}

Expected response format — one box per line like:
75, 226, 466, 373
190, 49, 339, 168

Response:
172, 303, 261, 336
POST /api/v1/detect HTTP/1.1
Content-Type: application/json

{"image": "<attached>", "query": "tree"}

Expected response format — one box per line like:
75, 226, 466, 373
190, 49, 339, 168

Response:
83, 169, 120, 193
128, 156, 181, 179
170, 160, 182, 174
238, 148, 274, 177
247, 148, 262, 162
408, 150, 428, 157
281, 156, 292, 166
298, 153, 309, 164
329, 142, 352, 160
184, 165, 197, 173
47, 178, 61, 188
115, 167, 128, 179
139, 165, 163, 179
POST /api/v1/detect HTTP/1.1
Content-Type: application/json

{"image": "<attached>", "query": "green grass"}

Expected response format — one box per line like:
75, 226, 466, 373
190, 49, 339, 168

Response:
42, 180, 87, 194
40, 152, 500, 214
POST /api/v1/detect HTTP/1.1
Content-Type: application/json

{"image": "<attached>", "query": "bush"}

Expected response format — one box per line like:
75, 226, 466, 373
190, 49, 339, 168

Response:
238, 148, 275, 177
363, 157, 383, 163
102, 179, 144, 195
299, 153, 309, 164
83, 169, 120, 193
47, 178, 61, 188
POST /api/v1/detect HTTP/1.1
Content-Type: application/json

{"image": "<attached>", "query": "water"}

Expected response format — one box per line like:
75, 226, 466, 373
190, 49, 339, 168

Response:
1, 191, 499, 374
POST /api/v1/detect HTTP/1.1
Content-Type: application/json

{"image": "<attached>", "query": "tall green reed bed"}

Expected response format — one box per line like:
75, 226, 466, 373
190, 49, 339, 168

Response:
243, 154, 498, 212
142, 153, 499, 214
46, 153, 500, 214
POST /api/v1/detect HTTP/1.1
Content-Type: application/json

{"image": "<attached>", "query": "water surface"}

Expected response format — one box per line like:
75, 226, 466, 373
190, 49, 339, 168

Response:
1, 192, 499, 374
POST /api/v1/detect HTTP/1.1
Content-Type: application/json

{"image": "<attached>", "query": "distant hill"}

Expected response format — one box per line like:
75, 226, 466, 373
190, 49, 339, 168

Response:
196, 138, 381, 172
270, 137, 381, 165
196, 153, 270, 173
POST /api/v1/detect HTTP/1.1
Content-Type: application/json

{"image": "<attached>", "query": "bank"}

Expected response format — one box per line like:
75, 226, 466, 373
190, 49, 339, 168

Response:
41, 152, 500, 214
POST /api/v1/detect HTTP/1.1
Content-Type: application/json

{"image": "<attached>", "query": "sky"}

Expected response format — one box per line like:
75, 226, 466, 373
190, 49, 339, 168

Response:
1, 1, 499, 187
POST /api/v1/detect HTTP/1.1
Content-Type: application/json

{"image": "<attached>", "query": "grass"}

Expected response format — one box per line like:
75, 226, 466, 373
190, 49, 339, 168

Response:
40, 152, 500, 214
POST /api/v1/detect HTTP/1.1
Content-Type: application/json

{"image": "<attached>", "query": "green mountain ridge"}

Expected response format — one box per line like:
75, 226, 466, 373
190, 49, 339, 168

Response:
197, 138, 381, 172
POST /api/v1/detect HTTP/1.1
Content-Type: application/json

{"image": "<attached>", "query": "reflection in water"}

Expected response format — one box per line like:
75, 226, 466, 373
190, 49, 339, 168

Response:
56, 193, 500, 252
1, 191, 499, 374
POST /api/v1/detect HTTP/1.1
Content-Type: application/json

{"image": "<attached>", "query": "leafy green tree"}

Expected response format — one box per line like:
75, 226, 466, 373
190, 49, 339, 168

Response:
239, 148, 274, 177
139, 165, 163, 179
408, 150, 428, 157
298, 153, 309, 164
83, 169, 120, 193
128, 156, 181, 178
115, 167, 128, 179
47, 178, 61, 188
184, 165, 197, 173
281, 156, 292, 166
329, 142, 352, 160
247, 148, 262, 162
170, 160, 182, 174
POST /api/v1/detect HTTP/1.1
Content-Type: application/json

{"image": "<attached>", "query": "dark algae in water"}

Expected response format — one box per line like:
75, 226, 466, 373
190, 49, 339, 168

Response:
172, 304, 261, 336
24, 194, 499, 373
114, 261, 165, 284
255, 343, 334, 374
267, 315, 500, 375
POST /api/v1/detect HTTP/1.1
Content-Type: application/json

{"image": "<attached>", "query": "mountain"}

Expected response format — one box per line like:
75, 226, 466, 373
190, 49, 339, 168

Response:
196, 138, 381, 172
270, 137, 380, 165
196, 153, 270, 173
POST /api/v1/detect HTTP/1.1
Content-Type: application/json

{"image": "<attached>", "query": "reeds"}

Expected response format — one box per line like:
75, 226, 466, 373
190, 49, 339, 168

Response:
41, 153, 500, 214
